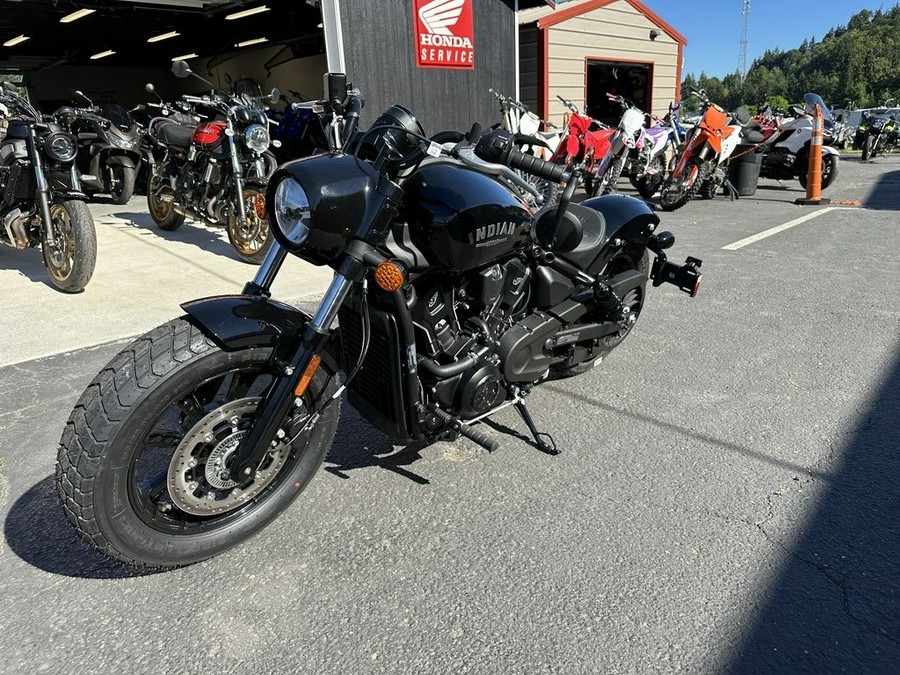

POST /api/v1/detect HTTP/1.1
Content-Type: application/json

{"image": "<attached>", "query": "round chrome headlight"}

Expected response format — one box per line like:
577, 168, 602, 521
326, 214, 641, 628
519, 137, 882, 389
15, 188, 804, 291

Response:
273, 177, 310, 247
44, 132, 78, 163
244, 124, 270, 154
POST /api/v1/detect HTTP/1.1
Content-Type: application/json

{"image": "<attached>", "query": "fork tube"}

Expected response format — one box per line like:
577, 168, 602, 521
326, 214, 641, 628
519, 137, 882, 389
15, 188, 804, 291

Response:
227, 118, 247, 227
29, 131, 55, 246
243, 241, 287, 296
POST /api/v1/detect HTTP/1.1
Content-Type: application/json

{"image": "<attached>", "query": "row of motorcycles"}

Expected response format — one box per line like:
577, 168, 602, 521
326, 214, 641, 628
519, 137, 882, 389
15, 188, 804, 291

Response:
0, 61, 342, 292
493, 88, 842, 212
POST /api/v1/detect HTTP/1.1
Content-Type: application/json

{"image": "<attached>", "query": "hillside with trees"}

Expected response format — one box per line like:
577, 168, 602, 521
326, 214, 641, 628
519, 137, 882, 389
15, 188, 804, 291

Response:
682, 6, 900, 111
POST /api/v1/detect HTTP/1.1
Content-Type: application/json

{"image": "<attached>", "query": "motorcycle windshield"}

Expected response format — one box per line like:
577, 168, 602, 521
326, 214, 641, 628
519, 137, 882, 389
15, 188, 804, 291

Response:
803, 93, 833, 121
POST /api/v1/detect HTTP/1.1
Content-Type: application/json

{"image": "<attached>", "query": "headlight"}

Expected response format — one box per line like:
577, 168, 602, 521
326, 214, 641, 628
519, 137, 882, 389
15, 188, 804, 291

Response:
244, 124, 270, 154
109, 133, 138, 150
273, 177, 310, 247
44, 132, 77, 163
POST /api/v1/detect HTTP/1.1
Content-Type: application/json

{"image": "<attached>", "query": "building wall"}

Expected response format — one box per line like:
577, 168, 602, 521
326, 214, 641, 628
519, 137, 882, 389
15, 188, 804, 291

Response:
339, 0, 516, 134
544, 0, 680, 126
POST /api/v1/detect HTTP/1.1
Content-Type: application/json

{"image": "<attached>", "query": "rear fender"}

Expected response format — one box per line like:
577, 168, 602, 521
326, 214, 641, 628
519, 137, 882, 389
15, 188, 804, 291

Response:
181, 294, 342, 373
580, 194, 658, 271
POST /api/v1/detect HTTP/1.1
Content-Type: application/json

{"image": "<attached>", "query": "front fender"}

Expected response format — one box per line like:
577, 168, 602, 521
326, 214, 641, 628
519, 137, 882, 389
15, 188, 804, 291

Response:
181, 294, 341, 372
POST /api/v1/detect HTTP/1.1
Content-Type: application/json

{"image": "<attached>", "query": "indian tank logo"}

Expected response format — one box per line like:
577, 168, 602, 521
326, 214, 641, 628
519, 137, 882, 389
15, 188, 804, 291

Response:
469, 221, 516, 247
414, 0, 475, 70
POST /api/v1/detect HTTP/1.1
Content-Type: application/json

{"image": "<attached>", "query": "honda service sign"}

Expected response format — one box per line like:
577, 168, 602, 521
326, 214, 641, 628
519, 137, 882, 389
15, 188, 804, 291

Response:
414, 0, 475, 69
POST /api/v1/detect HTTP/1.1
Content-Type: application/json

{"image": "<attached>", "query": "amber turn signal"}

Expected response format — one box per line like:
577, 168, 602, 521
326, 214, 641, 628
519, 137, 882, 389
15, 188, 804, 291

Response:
294, 355, 321, 397
253, 192, 266, 220
374, 261, 405, 292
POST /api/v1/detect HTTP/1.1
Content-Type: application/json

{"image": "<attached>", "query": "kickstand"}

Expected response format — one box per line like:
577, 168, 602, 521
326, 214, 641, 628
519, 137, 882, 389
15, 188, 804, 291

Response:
724, 178, 739, 201
514, 402, 560, 455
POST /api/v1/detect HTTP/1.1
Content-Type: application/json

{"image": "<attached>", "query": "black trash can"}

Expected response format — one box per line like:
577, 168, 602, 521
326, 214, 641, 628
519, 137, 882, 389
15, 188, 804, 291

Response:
727, 145, 763, 196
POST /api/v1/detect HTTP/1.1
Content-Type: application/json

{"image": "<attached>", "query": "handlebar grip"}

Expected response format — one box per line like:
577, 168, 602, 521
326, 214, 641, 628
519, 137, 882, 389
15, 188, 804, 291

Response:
506, 146, 566, 182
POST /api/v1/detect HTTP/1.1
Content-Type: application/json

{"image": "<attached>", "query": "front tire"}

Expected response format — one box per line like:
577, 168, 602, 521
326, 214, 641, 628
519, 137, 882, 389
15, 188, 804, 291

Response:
227, 185, 273, 264
862, 135, 873, 161
56, 318, 340, 570
42, 200, 97, 293
108, 164, 136, 205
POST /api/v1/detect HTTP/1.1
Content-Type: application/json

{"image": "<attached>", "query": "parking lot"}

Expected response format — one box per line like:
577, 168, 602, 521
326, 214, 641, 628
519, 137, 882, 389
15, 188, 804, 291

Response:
1, 155, 898, 674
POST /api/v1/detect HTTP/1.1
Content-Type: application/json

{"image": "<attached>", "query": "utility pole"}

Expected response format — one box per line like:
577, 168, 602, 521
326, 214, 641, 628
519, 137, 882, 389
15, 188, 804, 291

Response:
738, 0, 750, 83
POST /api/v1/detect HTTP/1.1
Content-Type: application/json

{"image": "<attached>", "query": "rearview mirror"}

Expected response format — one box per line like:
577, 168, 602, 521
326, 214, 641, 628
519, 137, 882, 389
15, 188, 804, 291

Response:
172, 60, 192, 79
269, 87, 280, 105
145, 83, 155, 94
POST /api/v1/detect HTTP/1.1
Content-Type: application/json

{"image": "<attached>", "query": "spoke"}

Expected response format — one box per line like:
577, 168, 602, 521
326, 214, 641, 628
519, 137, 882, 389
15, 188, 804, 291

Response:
177, 393, 207, 425
146, 471, 169, 501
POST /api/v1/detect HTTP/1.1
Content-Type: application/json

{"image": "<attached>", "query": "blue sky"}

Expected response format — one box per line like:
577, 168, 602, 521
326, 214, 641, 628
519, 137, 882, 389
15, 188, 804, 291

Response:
637, 0, 893, 78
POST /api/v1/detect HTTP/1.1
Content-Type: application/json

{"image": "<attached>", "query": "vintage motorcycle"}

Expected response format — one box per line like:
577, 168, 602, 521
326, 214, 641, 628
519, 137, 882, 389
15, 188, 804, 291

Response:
55, 91, 142, 205
0, 82, 96, 292
143, 61, 280, 264
56, 76, 702, 570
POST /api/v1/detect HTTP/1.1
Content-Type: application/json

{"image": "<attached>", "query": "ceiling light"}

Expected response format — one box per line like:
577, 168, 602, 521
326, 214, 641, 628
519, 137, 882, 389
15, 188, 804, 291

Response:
317, 22, 323, 28
226, 5, 269, 20
235, 37, 268, 48
172, 53, 198, 61
91, 50, 116, 60
60, 8, 96, 23
148, 31, 180, 43
3, 35, 29, 47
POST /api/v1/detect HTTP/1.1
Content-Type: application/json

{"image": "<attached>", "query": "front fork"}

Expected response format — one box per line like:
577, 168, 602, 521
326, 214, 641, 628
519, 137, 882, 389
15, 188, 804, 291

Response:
227, 118, 248, 227
29, 135, 56, 246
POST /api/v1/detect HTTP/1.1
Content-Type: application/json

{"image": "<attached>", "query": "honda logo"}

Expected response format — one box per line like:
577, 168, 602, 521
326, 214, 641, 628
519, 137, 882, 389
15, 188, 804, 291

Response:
414, 0, 475, 69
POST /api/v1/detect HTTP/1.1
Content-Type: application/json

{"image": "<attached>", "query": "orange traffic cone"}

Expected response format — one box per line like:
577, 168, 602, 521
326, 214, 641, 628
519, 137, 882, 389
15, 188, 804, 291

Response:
796, 104, 832, 206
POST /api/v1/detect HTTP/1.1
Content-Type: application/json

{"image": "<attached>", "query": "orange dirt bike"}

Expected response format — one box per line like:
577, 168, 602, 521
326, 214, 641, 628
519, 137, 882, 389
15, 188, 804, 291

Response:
659, 88, 761, 211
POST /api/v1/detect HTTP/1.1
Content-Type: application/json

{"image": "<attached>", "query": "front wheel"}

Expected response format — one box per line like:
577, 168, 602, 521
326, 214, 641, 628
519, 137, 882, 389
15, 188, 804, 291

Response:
862, 135, 873, 161
227, 185, 273, 264
108, 164, 136, 205
147, 172, 186, 231
42, 200, 97, 293
56, 318, 341, 570
659, 160, 701, 212
798, 153, 840, 190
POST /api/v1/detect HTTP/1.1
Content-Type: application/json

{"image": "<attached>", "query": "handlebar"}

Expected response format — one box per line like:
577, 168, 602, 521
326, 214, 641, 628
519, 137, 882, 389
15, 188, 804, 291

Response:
473, 128, 568, 183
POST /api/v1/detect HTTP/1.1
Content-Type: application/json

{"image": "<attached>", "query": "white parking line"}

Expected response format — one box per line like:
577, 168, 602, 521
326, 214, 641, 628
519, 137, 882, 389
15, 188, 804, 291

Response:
722, 207, 837, 250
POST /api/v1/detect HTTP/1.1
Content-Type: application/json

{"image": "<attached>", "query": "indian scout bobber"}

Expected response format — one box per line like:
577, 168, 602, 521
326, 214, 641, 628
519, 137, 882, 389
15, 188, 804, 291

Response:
56, 76, 702, 570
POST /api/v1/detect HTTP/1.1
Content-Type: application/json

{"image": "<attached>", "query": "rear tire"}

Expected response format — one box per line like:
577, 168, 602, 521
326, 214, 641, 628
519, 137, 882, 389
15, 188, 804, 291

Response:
548, 250, 649, 380
42, 200, 97, 293
56, 318, 340, 570
147, 173, 185, 231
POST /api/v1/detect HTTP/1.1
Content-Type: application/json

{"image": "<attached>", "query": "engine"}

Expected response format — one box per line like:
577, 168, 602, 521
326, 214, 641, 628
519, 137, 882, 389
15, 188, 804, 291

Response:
410, 256, 534, 420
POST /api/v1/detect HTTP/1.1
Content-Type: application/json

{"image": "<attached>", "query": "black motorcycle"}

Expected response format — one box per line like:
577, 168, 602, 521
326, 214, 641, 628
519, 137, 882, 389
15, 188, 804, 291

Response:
56, 76, 701, 569
143, 61, 279, 264
857, 112, 898, 161
56, 91, 141, 205
0, 82, 96, 292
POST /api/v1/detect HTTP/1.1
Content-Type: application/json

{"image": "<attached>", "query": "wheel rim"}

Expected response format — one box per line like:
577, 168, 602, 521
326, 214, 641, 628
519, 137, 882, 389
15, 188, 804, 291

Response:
148, 174, 174, 221
128, 360, 312, 534
43, 204, 76, 283
228, 188, 269, 257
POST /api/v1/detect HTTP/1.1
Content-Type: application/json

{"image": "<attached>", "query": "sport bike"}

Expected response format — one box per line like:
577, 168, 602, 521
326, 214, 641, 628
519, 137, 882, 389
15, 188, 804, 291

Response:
0, 82, 96, 292
56, 77, 702, 570
55, 91, 141, 205
144, 60, 280, 264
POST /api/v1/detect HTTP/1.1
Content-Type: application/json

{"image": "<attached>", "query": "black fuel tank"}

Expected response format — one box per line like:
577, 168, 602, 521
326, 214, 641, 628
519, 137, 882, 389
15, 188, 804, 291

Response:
400, 162, 532, 272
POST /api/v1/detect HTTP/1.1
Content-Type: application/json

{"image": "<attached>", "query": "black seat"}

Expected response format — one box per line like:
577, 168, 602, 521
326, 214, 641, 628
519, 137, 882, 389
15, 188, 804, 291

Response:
741, 121, 766, 144
156, 121, 194, 147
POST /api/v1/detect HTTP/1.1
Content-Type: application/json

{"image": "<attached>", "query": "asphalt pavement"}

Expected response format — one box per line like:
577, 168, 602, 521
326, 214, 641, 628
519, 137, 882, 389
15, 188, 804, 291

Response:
0, 155, 898, 674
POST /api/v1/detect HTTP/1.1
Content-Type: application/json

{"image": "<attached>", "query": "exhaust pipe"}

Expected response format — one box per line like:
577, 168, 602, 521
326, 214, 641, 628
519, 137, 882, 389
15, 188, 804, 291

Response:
3, 208, 29, 249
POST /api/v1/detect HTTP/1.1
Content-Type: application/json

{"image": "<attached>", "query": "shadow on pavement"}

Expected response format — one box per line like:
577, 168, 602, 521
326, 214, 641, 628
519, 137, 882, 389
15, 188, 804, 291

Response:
3, 475, 145, 579
723, 347, 900, 672
860, 167, 900, 210
0, 247, 61, 291
111, 211, 244, 263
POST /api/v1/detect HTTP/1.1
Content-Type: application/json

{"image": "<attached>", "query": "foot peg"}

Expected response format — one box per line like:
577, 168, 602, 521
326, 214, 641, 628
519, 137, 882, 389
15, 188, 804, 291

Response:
428, 405, 499, 453
514, 402, 559, 455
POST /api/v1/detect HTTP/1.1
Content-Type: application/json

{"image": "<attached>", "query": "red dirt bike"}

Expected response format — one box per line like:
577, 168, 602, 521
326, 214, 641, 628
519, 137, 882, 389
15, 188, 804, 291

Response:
551, 95, 615, 196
